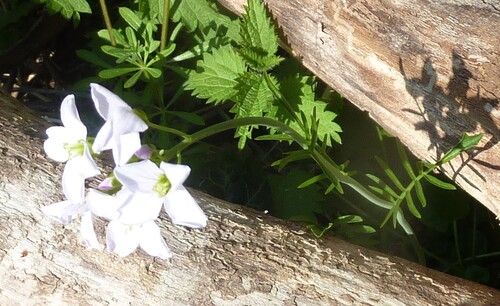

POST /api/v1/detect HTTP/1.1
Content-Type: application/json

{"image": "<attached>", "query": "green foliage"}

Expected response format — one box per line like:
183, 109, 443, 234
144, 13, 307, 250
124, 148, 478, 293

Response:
37, 0, 91, 23
367, 133, 483, 229
185, 0, 340, 148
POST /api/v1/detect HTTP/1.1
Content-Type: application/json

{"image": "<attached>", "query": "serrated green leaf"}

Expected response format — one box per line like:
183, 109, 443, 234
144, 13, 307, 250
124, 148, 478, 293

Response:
240, 0, 278, 56
185, 46, 246, 104
239, 48, 283, 71
414, 181, 427, 208
424, 174, 456, 190
405, 192, 421, 218
268, 75, 342, 147
230, 72, 274, 148
171, 0, 239, 41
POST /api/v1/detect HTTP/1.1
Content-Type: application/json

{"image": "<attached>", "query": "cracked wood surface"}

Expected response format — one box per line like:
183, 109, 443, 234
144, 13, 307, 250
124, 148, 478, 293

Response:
216, 0, 500, 219
1, 89, 500, 304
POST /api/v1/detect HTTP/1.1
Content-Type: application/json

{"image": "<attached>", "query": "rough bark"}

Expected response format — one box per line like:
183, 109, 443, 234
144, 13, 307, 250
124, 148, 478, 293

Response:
1, 89, 499, 304
216, 0, 500, 219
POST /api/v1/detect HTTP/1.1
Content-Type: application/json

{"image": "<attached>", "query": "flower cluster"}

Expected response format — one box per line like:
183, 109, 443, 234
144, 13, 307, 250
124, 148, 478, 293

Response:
42, 84, 207, 259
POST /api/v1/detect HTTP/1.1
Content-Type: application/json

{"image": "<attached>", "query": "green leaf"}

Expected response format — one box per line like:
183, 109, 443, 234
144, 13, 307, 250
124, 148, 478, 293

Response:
440, 133, 483, 164
171, 0, 240, 41
414, 181, 427, 208
298, 174, 327, 188
99, 67, 139, 79
405, 192, 421, 218
123, 70, 143, 88
397, 142, 416, 180
185, 46, 246, 104
119, 7, 142, 31
255, 134, 294, 142
375, 156, 405, 191
424, 174, 456, 190
271, 150, 310, 171
268, 75, 342, 147
39, 0, 91, 23
307, 222, 334, 238
230, 72, 274, 148
240, 0, 278, 57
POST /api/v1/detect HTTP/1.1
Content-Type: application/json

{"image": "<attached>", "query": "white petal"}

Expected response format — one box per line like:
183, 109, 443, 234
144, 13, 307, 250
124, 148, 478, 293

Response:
106, 220, 140, 257
112, 107, 148, 135
76, 145, 100, 178
114, 160, 162, 193
139, 222, 172, 259
44, 128, 69, 162
62, 160, 86, 203
91, 83, 130, 119
160, 162, 191, 191
80, 211, 101, 249
93, 120, 114, 153
117, 191, 163, 225
114, 132, 141, 166
86, 188, 122, 220
164, 187, 207, 228
41, 200, 85, 224
60, 95, 87, 140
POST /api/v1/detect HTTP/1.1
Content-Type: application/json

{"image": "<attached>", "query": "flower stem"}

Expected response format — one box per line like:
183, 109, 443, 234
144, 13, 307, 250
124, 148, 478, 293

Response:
160, 0, 170, 51
99, 0, 116, 46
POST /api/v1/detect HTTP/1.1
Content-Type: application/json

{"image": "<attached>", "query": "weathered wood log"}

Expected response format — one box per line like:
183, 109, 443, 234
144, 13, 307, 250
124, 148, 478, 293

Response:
1, 90, 499, 303
216, 0, 500, 219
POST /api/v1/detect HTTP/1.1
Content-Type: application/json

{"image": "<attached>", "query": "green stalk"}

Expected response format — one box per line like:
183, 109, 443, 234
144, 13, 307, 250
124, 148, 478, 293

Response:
99, 0, 115, 46
161, 117, 308, 161
160, 0, 171, 51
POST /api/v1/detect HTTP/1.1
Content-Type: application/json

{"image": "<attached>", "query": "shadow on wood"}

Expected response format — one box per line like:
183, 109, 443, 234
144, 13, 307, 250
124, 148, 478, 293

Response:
216, 0, 500, 219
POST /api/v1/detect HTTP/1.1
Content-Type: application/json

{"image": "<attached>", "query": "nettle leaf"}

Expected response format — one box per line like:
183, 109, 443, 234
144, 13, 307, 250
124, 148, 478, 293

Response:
185, 46, 246, 104
171, 0, 239, 41
39, 0, 91, 23
240, 0, 278, 56
231, 72, 274, 148
269, 75, 342, 146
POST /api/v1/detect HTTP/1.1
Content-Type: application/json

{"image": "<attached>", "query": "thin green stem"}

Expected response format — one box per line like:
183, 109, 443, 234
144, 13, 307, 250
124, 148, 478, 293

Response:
99, 0, 116, 46
162, 117, 307, 161
160, 0, 170, 51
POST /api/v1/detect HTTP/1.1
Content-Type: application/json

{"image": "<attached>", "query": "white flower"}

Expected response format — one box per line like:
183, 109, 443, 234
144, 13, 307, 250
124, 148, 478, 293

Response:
114, 160, 207, 228
42, 200, 100, 249
90, 83, 148, 166
43, 95, 99, 203
106, 220, 172, 259
86, 188, 171, 259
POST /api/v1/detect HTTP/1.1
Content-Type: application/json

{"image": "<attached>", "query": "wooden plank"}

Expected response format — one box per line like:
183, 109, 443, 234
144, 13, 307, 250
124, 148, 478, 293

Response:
216, 0, 500, 219
0, 92, 499, 305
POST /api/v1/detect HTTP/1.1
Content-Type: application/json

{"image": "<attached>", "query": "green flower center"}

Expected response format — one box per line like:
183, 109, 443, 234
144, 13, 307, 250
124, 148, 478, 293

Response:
153, 173, 171, 197
64, 141, 85, 159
